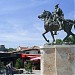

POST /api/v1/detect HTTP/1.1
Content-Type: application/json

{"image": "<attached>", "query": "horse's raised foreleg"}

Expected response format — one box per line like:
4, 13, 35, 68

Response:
50, 31, 55, 42
42, 31, 49, 42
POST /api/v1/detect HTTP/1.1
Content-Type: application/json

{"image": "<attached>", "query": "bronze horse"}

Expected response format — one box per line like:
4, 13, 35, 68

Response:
38, 10, 75, 43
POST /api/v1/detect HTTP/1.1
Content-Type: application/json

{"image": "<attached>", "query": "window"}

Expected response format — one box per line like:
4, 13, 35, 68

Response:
26, 52, 30, 54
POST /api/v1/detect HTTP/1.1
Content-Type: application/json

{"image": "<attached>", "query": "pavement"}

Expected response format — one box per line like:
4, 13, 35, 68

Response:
0, 69, 40, 75
14, 70, 41, 75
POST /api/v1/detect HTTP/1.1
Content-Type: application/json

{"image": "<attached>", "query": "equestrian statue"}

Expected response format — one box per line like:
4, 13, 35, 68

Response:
38, 4, 75, 43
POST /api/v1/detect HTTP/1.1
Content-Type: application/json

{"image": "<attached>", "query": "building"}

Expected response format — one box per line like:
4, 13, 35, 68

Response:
16, 46, 40, 54
0, 45, 7, 52
15, 46, 41, 70
0, 46, 41, 70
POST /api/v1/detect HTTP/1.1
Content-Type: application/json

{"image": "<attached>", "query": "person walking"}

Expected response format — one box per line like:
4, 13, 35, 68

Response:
6, 64, 9, 75
8, 62, 14, 75
6, 62, 14, 75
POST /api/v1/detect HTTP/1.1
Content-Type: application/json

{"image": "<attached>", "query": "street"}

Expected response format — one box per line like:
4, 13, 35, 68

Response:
14, 70, 40, 75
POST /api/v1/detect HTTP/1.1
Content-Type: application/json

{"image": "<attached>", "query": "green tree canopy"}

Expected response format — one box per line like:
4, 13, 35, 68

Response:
15, 58, 23, 69
56, 39, 63, 44
7, 48, 16, 52
65, 36, 75, 44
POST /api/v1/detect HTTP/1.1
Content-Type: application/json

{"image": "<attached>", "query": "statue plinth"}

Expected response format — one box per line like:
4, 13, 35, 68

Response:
40, 45, 75, 75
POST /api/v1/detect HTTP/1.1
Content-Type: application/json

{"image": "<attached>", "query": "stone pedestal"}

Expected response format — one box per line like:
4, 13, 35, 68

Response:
40, 45, 75, 75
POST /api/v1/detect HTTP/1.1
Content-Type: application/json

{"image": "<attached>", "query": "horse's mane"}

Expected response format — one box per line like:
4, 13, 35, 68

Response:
45, 10, 53, 19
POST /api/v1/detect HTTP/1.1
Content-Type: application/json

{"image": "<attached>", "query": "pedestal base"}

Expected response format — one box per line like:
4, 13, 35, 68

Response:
40, 45, 75, 75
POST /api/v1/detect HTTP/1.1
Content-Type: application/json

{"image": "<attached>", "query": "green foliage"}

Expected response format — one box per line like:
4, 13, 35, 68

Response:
15, 58, 23, 69
0, 60, 4, 68
56, 39, 63, 44
65, 36, 75, 44
24, 60, 32, 73
55, 36, 75, 44
7, 48, 16, 52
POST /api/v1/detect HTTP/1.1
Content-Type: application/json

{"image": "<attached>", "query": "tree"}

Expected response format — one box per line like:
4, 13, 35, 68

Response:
65, 36, 75, 44
0, 60, 4, 68
56, 39, 63, 44
7, 48, 16, 52
24, 60, 32, 73
15, 58, 23, 69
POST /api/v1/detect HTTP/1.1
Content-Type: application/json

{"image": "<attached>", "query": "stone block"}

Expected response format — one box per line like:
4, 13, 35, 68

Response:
40, 45, 75, 75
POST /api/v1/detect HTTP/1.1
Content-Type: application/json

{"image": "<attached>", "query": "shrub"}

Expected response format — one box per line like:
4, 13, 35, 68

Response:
15, 58, 23, 69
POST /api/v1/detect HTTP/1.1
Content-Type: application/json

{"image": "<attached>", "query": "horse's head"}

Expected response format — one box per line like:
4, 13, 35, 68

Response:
38, 10, 47, 19
38, 10, 52, 20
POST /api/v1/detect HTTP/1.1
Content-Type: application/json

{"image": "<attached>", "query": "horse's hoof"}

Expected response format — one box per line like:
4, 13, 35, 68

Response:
53, 40, 55, 42
47, 40, 49, 42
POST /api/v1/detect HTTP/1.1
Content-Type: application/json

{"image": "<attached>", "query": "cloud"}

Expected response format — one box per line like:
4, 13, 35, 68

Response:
33, 22, 44, 32
0, 31, 43, 42
0, 0, 50, 15
0, 20, 43, 42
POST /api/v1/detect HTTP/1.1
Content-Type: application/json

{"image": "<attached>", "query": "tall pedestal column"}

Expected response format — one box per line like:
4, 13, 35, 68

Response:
40, 45, 75, 75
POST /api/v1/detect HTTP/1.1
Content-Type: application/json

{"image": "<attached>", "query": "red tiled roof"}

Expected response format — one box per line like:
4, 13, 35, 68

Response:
20, 47, 29, 50
30, 46, 40, 49
12, 46, 40, 53
19, 46, 40, 51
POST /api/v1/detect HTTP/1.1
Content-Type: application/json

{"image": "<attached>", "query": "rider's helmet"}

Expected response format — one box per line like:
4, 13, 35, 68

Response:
55, 4, 59, 9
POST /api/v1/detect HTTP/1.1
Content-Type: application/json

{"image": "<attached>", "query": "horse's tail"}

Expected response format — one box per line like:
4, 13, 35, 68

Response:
73, 20, 75, 29
74, 25, 75, 29
73, 20, 75, 23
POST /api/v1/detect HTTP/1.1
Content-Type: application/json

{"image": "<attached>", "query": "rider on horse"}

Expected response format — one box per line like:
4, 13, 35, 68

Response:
51, 4, 64, 35
53, 4, 64, 30
38, 5, 75, 43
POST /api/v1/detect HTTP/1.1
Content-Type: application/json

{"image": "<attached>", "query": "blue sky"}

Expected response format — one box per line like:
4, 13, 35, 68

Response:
0, 0, 75, 48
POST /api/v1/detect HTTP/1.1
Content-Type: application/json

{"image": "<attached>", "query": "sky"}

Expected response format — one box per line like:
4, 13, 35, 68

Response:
0, 0, 75, 48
